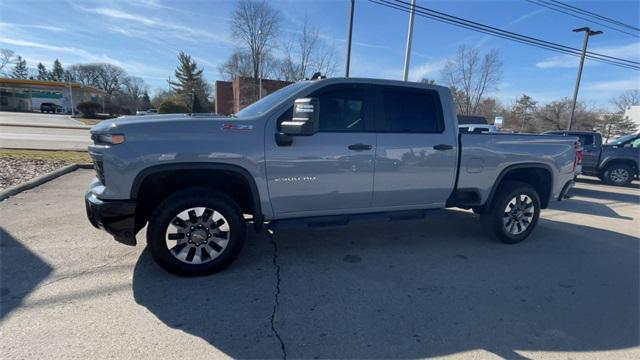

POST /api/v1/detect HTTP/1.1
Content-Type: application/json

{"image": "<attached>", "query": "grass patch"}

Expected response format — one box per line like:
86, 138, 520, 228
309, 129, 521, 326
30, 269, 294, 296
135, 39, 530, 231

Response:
0, 149, 91, 163
76, 118, 102, 125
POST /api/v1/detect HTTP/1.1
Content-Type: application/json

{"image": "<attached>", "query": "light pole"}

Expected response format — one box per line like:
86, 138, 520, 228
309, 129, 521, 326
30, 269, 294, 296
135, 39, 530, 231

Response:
345, 0, 355, 77
402, 0, 417, 81
258, 29, 263, 99
568, 27, 602, 130
67, 73, 75, 116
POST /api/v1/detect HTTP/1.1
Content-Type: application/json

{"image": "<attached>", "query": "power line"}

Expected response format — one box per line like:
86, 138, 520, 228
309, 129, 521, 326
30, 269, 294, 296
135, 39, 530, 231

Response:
549, 0, 640, 32
526, 0, 639, 38
386, 0, 639, 67
368, 0, 640, 70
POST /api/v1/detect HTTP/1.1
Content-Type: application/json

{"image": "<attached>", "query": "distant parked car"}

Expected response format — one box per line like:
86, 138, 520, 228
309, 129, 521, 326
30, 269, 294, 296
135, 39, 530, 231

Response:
459, 124, 498, 133
545, 130, 639, 186
136, 109, 158, 116
40, 103, 62, 113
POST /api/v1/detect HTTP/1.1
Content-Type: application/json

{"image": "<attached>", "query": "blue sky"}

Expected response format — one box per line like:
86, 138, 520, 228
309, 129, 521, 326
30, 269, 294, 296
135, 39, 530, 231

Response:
1, 0, 638, 110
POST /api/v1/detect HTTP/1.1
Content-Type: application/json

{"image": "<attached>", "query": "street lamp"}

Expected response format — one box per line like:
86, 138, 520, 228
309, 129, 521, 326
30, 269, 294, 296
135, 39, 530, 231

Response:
568, 27, 602, 130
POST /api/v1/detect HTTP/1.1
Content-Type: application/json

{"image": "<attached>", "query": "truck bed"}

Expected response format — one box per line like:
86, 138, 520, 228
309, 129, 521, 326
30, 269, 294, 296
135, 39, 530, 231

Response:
454, 132, 578, 207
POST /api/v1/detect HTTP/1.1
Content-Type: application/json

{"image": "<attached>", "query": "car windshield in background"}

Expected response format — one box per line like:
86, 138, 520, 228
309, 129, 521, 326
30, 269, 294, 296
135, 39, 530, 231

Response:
235, 81, 311, 118
607, 134, 637, 145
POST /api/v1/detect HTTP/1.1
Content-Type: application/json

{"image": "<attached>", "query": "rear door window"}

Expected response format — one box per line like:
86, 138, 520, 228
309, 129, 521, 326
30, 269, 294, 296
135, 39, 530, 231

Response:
378, 88, 444, 133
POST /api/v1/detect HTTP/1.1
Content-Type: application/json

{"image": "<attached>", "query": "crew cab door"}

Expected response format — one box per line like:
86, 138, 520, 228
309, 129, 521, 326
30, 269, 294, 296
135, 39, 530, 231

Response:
372, 85, 458, 208
265, 84, 376, 216
578, 133, 600, 170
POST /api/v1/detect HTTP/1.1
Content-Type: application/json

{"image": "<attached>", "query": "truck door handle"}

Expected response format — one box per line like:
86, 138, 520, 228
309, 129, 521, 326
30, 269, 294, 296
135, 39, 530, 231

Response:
348, 143, 372, 151
433, 144, 453, 150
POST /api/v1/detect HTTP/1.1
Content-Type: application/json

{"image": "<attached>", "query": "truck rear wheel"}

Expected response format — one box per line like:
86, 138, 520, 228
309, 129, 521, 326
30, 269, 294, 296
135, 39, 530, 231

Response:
603, 163, 634, 187
146, 188, 246, 276
480, 181, 540, 244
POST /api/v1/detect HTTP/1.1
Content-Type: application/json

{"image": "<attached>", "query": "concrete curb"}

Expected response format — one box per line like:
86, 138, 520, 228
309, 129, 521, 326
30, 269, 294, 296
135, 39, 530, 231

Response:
0, 147, 89, 153
0, 163, 94, 201
0, 122, 92, 130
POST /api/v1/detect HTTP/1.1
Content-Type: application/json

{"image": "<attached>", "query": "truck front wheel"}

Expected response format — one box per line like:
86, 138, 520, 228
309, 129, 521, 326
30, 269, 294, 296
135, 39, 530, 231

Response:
146, 188, 246, 276
480, 181, 541, 244
602, 163, 634, 186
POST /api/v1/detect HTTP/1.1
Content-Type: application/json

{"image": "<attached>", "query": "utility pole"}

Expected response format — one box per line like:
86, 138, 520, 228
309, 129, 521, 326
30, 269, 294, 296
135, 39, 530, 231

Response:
345, 0, 355, 77
568, 27, 602, 130
402, 0, 417, 81
67, 73, 75, 116
258, 29, 263, 99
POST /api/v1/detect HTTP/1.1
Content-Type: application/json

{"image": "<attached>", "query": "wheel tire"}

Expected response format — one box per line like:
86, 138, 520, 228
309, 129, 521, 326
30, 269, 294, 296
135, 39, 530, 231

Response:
480, 181, 541, 244
146, 188, 246, 276
603, 164, 634, 187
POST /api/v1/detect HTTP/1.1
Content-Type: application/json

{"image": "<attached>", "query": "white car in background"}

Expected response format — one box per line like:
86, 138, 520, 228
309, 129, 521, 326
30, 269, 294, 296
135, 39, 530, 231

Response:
459, 124, 498, 133
136, 109, 158, 116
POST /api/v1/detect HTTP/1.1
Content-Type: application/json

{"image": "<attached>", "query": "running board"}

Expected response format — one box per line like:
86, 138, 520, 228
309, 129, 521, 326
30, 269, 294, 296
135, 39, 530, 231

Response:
268, 208, 448, 230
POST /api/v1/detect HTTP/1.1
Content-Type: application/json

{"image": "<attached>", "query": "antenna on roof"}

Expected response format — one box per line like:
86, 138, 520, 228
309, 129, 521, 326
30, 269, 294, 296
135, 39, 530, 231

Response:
310, 72, 326, 80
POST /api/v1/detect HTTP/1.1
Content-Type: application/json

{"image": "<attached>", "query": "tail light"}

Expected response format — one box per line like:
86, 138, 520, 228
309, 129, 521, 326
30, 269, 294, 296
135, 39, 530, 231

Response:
574, 140, 583, 172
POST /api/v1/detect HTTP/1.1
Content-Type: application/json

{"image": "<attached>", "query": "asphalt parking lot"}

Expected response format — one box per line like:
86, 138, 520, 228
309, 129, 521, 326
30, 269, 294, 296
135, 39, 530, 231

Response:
1, 170, 638, 359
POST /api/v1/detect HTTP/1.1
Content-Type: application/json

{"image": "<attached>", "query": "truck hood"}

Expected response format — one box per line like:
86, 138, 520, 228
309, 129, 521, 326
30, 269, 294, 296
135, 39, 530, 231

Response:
90, 114, 247, 134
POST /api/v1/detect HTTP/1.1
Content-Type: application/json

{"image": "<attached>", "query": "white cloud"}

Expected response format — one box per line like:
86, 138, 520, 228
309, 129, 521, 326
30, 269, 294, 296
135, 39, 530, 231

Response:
77, 6, 232, 45
0, 22, 67, 33
88, 7, 157, 25
0, 36, 168, 79
536, 41, 640, 69
585, 79, 640, 91
409, 59, 447, 81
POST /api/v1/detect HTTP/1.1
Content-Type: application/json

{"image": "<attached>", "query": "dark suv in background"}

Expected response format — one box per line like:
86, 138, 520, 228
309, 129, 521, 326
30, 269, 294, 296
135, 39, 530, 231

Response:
40, 102, 63, 113
545, 131, 639, 186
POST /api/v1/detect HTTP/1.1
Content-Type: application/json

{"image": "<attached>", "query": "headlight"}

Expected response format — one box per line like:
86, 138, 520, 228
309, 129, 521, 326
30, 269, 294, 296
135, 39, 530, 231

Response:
92, 134, 125, 145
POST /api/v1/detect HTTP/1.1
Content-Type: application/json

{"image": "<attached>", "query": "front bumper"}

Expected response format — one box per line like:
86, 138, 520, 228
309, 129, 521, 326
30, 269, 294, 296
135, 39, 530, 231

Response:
85, 192, 137, 246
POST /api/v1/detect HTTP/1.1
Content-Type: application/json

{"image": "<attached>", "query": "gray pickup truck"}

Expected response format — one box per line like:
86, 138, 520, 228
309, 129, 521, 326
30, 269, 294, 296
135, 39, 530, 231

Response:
86, 78, 578, 276
545, 130, 639, 186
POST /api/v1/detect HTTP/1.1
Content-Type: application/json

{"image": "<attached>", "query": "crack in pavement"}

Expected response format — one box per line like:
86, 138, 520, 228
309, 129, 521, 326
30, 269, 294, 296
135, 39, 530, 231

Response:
268, 230, 287, 360
22, 249, 138, 295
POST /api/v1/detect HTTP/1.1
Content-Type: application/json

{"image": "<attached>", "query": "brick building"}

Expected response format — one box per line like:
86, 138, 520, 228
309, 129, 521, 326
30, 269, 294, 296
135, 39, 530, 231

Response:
215, 77, 292, 115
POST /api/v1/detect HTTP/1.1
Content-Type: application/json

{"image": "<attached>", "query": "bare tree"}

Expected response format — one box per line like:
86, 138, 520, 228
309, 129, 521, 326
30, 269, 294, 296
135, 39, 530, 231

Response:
278, 17, 337, 81
218, 50, 254, 80
0, 49, 17, 75
611, 90, 640, 113
441, 45, 503, 115
231, 0, 280, 79
67, 64, 102, 87
121, 76, 148, 111
95, 64, 125, 95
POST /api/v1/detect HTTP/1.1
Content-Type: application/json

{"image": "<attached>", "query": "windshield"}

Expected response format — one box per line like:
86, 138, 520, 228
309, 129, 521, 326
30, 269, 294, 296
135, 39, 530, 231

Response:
235, 81, 311, 118
607, 133, 637, 145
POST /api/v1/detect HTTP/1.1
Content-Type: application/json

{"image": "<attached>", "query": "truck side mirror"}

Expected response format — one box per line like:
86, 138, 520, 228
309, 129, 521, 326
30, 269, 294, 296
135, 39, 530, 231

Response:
280, 98, 319, 136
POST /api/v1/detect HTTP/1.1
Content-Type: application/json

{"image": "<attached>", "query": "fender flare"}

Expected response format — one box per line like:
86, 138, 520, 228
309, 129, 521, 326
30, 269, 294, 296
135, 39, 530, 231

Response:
599, 157, 638, 173
130, 162, 264, 230
485, 163, 554, 209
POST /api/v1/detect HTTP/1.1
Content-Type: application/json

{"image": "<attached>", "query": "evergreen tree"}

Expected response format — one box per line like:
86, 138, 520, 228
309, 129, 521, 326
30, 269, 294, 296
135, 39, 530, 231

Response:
169, 52, 209, 113
37, 62, 48, 80
49, 59, 64, 81
513, 94, 538, 132
11, 56, 28, 79
140, 90, 151, 110
599, 114, 638, 142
